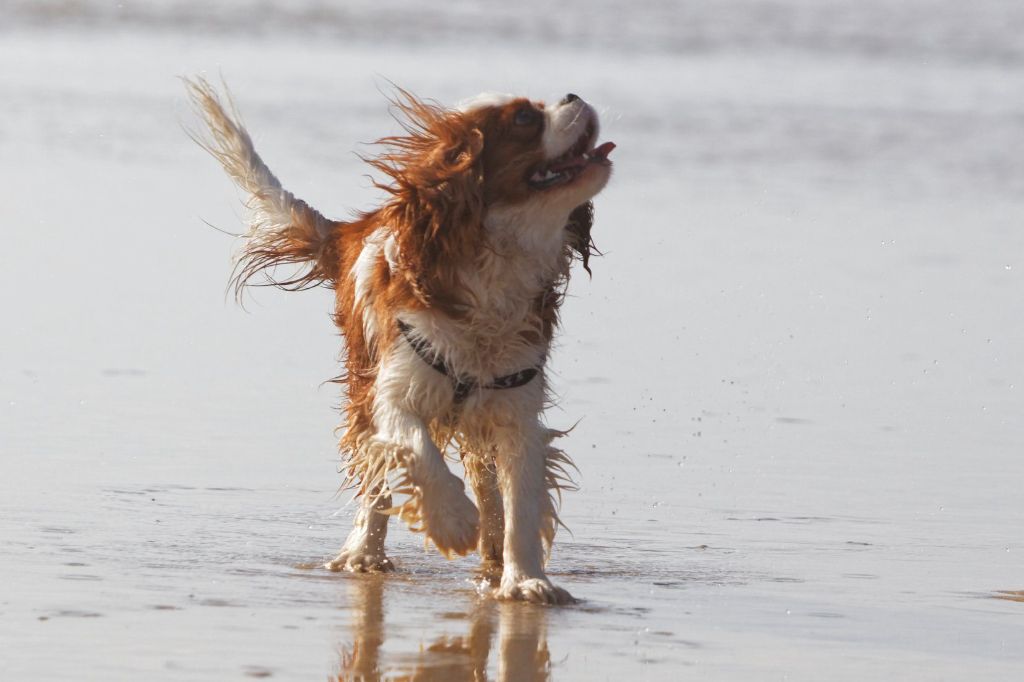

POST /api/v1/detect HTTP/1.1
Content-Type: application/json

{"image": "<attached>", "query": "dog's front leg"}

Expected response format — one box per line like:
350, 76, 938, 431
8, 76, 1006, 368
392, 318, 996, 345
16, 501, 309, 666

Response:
325, 484, 394, 573
494, 421, 574, 605
385, 411, 480, 558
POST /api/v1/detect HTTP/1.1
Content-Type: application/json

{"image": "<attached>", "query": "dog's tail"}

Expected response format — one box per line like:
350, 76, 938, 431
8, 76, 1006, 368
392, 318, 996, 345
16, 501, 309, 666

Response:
184, 77, 338, 298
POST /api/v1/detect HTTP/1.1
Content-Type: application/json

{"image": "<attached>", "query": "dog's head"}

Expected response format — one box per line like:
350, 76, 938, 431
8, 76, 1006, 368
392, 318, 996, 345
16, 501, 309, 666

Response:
370, 90, 614, 296
458, 92, 615, 211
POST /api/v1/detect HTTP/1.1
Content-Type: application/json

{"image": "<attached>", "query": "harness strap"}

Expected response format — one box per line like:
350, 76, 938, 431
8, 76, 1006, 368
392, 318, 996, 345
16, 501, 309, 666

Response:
397, 320, 540, 403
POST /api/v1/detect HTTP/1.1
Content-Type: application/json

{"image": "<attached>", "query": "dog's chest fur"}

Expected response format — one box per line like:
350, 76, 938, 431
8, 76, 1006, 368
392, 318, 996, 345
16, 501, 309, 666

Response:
400, 236, 565, 382
348, 204, 572, 422
430, 206, 571, 373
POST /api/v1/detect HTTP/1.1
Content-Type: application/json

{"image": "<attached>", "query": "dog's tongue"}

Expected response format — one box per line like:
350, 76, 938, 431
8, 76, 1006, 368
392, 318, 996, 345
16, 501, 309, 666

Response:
548, 141, 618, 173
593, 141, 616, 160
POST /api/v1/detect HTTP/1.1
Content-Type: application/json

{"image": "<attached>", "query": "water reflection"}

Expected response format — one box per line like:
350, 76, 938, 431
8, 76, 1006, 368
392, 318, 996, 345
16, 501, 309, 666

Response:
333, 575, 552, 681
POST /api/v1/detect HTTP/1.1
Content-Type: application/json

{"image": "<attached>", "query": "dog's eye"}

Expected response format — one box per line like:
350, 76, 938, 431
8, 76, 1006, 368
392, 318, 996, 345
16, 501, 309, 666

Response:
514, 107, 540, 126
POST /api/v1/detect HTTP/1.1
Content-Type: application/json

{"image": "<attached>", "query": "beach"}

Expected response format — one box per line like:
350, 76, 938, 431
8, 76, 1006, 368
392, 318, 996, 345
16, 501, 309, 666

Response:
2, 1, 1023, 679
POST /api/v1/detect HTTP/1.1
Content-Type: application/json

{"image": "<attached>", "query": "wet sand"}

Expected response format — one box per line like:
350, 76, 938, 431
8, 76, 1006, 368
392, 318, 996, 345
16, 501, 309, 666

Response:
2, 2, 1024, 679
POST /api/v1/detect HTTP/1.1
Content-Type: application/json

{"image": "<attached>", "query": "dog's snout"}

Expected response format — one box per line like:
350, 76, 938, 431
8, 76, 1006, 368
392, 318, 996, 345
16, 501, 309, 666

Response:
560, 93, 581, 106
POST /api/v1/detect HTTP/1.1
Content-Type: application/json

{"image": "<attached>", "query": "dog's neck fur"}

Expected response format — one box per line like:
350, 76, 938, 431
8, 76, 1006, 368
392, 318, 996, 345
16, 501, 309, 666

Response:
399, 204, 571, 380
466, 203, 572, 315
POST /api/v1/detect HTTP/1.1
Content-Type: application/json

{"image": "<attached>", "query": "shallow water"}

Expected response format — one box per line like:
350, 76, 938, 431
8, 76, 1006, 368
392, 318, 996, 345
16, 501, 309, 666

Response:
2, 1, 1024, 679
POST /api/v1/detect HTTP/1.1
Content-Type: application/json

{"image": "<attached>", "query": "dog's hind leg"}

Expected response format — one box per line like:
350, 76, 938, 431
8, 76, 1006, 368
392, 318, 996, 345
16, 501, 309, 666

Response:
464, 452, 505, 573
326, 485, 394, 573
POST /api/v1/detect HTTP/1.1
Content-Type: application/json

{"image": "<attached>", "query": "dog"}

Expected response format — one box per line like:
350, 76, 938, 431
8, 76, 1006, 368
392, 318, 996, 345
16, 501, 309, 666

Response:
186, 78, 614, 604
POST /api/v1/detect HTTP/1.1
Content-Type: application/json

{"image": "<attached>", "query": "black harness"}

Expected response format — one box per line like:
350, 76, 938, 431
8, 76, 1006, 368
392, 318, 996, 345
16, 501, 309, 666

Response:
397, 320, 540, 403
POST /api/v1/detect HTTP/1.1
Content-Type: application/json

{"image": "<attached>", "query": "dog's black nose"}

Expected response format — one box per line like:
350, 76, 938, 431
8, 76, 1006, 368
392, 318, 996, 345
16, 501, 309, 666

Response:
560, 93, 581, 105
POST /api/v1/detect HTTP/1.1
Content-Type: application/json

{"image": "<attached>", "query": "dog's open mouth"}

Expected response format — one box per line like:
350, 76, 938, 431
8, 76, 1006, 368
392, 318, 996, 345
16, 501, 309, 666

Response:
528, 122, 616, 190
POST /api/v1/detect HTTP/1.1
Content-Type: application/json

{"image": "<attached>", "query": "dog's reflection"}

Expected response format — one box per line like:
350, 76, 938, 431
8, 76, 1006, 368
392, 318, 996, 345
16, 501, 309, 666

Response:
333, 575, 551, 681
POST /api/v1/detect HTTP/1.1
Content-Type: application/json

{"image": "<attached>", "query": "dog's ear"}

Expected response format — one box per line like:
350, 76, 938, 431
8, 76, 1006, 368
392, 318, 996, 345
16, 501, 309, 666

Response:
413, 124, 485, 253
565, 201, 598, 275
367, 90, 485, 307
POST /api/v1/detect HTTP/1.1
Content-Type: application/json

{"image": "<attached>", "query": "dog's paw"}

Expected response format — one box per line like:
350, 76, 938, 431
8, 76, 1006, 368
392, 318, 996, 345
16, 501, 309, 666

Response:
420, 476, 479, 558
324, 550, 395, 573
496, 577, 576, 605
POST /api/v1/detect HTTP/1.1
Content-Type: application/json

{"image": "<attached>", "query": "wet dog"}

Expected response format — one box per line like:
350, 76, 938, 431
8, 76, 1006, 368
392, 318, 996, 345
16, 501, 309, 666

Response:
187, 79, 614, 603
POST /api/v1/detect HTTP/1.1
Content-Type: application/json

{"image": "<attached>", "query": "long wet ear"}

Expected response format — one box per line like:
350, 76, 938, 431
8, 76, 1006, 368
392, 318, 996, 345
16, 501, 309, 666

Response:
366, 89, 485, 305
565, 201, 598, 275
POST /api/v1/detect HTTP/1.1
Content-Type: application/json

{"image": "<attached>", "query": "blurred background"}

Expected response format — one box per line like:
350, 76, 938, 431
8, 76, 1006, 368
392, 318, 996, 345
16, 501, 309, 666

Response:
2, 1, 1022, 680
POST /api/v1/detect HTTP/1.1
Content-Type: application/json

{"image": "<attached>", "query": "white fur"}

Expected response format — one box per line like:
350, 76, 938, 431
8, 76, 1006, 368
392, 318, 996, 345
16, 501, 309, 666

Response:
184, 78, 333, 248
385, 196, 583, 384
350, 227, 388, 344
382, 233, 399, 271
542, 98, 598, 160
325, 488, 393, 572
493, 418, 565, 603
457, 91, 516, 112
368, 321, 562, 596
370, 337, 480, 556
